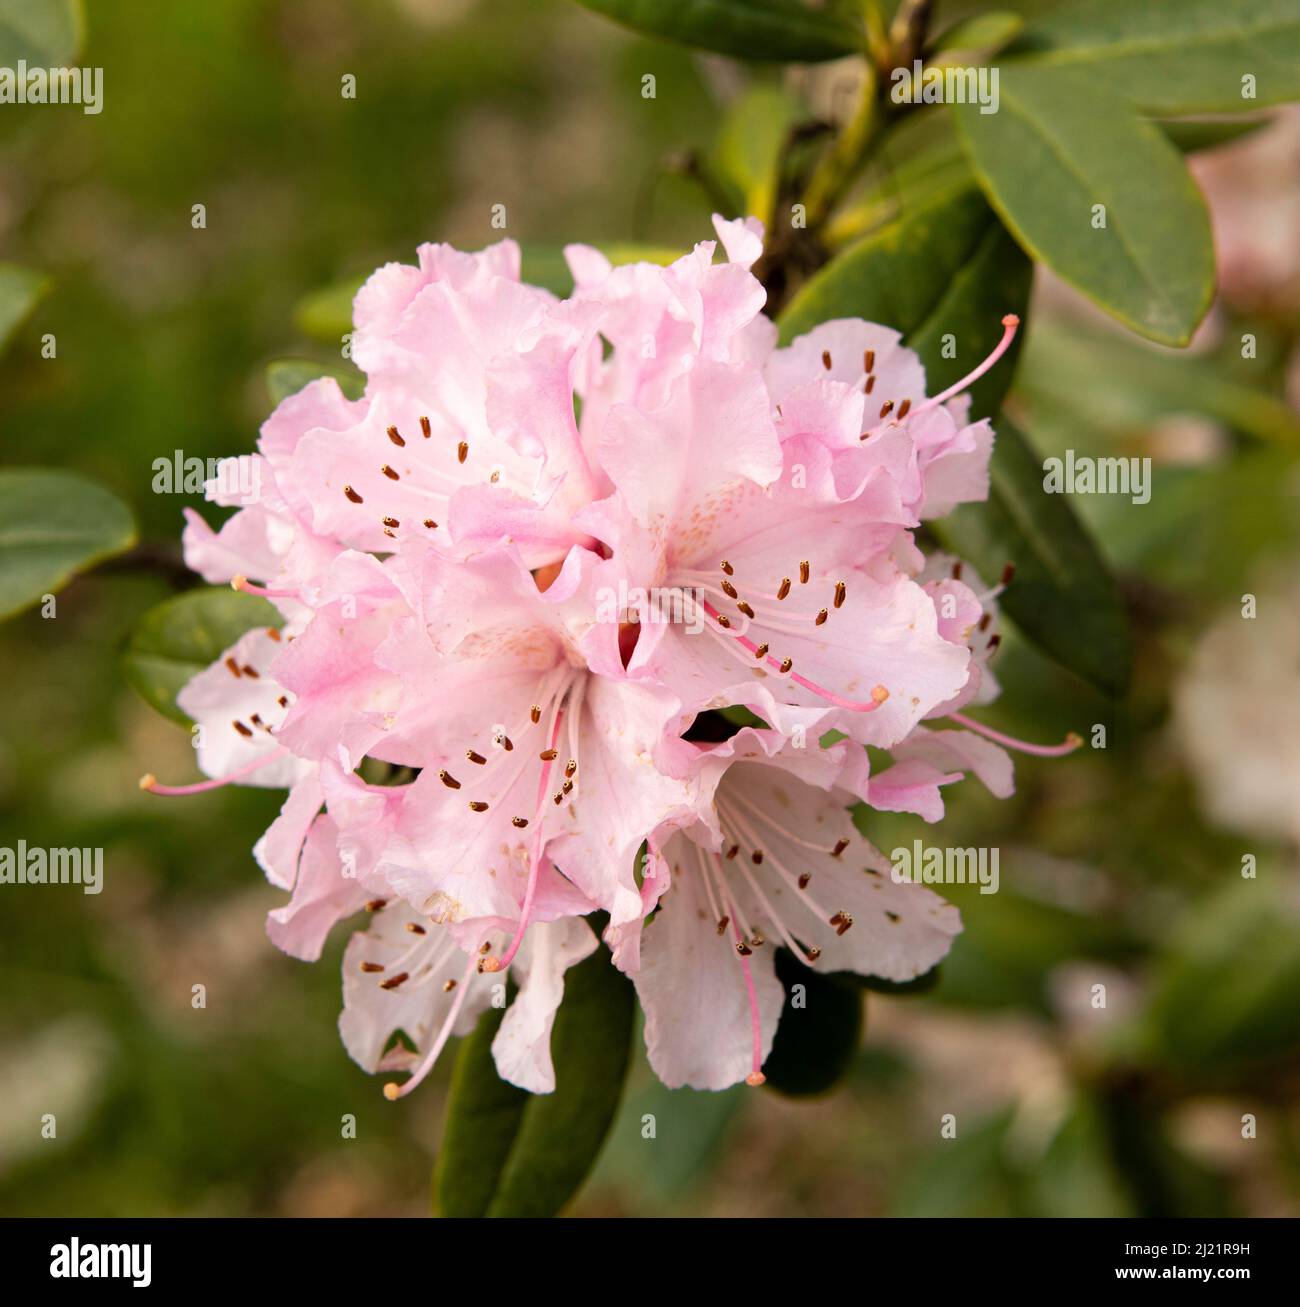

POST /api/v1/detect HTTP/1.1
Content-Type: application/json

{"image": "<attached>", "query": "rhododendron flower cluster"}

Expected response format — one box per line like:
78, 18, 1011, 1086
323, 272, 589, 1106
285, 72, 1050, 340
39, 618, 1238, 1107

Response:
143, 215, 1077, 1094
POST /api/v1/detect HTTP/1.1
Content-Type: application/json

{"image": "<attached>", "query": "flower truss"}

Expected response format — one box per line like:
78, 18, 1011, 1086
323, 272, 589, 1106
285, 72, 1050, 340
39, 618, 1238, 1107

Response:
142, 216, 1079, 1095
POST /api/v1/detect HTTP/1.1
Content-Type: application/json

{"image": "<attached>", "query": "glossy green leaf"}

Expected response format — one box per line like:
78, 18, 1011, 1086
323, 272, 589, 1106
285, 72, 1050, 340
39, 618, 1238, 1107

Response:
434, 942, 635, 1218
952, 64, 1214, 346
761, 947, 863, 1096
1158, 115, 1273, 155
121, 588, 279, 725
0, 469, 136, 620
571, 0, 861, 62
1013, 0, 1300, 113
0, 0, 81, 65
265, 357, 364, 406
933, 417, 1132, 697
0, 264, 49, 353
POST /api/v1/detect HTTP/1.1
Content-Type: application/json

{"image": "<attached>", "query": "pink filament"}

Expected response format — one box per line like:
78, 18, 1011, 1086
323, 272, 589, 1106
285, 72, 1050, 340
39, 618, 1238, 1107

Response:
139, 751, 281, 796
947, 710, 1082, 757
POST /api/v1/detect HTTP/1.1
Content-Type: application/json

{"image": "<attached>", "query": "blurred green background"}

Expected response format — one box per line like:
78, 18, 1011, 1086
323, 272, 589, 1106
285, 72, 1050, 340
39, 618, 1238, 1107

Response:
1, 0, 1299, 1216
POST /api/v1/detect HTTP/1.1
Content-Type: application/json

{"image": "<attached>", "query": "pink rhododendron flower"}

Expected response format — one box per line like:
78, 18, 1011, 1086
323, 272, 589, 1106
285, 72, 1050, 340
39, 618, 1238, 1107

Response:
144, 215, 1078, 1097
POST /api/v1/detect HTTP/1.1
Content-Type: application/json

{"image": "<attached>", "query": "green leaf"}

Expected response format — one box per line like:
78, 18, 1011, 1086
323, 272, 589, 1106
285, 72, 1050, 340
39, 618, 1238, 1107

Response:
930, 12, 1025, 63
571, 0, 861, 62
0, 264, 49, 353
0, 469, 136, 620
714, 83, 801, 226
933, 417, 1132, 697
761, 947, 863, 1096
1158, 115, 1273, 155
431, 1005, 530, 1217
434, 942, 635, 1218
121, 588, 279, 726
265, 358, 364, 406
0, 0, 81, 66
1013, 0, 1300, 113
951, 64, 1214, 346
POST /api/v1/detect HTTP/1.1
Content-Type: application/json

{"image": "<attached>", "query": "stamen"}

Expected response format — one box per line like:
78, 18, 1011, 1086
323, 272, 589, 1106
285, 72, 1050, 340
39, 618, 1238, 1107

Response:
720, 560, 734, 576
230, 575, 297, 600
381, 465, 399, 480
799, 561, 810, 584
383, 953, 479, 1100
439, 770, 460, 789
897, 398, 911, 419
864, 349, 875, 372
531, 705, 541, 723
469, 800, 489, 812
457, 441, 469, 464
947, 712, 1083, 758
910, 315, 1020, 418
387, 425, 405, 446
821, 350, 832, 370
138, 751, 280, 797
344, 485, 363, 503
467, 750, 487, 765
420, 416, 431, 437
776, 578, 790, 600
834, 581, 846, 609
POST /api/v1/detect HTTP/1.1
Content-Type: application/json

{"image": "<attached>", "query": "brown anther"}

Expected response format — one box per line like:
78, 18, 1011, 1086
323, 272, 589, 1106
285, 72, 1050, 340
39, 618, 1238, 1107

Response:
443, 978, 457, 992
897, 398, 912, 419
365, 899, 387, 912
821, 349, 833, 370
879, 400, 894, 419
438, 770, 461, 790
423, 519, 437, 529
978, 612, 992, 632
512, 817, 529, 829
539, 748, 558, 762
387, 425, 405, 446
467, 750, 487, 765
721, 579, 738, 599
834, 580, 846, 609
267, 627, 281, 641
736, 940, 753, 956
952, 560, 964, 580
815, 608, 828, 626
496, 734, 514, 752
468, 800, 489, 812
405, 922, 427, 935
249, 713, 264, 727
832, 838, 849, 858
383, 516, 400, 528
737, 600, 755, 619
725, 844, 739, 860
805, 946, 821, 962
799, 560, 810, 584
562, 779, 573, 795
277, 695, 289, 708
864, 349, 875, 372
383, 528, 396, 539
530, 705, 541, 723
716, 614, 731, 629
798, 873, 811, 889
457, 441, 469, 464
776, 577, 791, 600
716, 916, 730, 936
380, 972, 410, 990
420, 415, 431, 438
233, 720, 253, 737
553, 792, 564, 804
720, 560, 734, 576
1000, 562, 1016, 586
381, 464, 399, 480
344, 485, 363, 503
564, 760, 577, 778
754, 643, 769, 660
988, 634, 1002, 651
751, 850, 764, 865
829, 911, 854, 936
865, 374, 877, 394
360, 962, 385, 973
886, 911, 900, 924
224, 656, 241, 677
